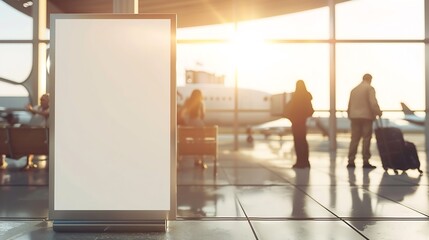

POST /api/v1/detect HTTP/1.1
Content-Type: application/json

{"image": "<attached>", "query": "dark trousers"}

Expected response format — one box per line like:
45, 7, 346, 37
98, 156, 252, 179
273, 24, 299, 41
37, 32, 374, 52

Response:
292, 120, 309, 164
348, 118, 373, 164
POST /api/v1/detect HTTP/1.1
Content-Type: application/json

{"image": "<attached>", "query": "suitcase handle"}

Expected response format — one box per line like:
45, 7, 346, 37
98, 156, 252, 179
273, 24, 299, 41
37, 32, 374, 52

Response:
375, 116, 384, 128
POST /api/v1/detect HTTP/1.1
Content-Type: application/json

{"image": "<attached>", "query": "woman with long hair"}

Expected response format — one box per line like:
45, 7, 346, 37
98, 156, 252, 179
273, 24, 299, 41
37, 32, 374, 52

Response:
182, 89, 205, 127
287, 80, 314, 168
181, 89, 207, 168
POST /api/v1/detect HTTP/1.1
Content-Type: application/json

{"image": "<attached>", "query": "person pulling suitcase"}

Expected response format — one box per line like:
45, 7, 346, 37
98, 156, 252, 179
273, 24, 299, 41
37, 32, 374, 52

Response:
346, 73, 382, 169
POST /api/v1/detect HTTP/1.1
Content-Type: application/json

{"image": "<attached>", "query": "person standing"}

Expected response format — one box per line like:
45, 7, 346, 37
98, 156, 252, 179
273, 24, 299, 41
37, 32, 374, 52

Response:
347, 73, 382, 168
286, 80, 314, 169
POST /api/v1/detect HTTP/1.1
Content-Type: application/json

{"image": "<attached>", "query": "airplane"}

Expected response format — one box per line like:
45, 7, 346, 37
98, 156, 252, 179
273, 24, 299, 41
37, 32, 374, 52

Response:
401, 102, 425, 126
177, 84, 280, 126
177, 69, 293, 142
177, 83, 286, 143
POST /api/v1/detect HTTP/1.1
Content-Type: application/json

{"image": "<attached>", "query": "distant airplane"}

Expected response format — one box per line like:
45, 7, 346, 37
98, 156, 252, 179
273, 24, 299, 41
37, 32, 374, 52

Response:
177, 84, 280, 125
400, 102, 425, 126
177, 69, 294, 142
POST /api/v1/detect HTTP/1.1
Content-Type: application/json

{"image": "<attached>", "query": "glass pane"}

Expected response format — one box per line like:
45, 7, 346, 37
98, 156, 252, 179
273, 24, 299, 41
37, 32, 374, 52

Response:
336, 0, 424, 39
236, 44, 329, 110
178, 6, 329, 40
177, 43, 329, 110
177, 24, 234, 40
0, 82, 28, 97
336, 43, 424, 114
238, 7, 329, 40
177, 44, 234, 86
0, 44, 32, 82
0, 1, 32, 40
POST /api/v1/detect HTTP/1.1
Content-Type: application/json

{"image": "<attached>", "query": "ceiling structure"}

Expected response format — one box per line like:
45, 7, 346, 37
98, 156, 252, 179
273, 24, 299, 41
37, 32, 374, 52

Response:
5, 0, 347, 28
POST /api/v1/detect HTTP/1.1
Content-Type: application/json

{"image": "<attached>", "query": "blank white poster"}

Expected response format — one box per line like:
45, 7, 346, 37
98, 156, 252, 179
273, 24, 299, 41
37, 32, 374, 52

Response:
53, 18, 171, 211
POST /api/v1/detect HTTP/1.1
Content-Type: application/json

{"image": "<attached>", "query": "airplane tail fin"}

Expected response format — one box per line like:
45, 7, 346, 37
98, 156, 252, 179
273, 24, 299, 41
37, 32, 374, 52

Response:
400, 102, 415, 115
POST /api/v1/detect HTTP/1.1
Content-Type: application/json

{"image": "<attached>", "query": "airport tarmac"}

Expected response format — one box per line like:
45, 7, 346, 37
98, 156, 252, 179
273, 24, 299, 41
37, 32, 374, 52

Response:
0, 133, 428, 239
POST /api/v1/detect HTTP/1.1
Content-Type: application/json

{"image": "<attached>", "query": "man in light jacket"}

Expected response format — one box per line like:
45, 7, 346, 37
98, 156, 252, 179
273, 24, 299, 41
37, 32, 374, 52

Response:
347, 73, 382, 168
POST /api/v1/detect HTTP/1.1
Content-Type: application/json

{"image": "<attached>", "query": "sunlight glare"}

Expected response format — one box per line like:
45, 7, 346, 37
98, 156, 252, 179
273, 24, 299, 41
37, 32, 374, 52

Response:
229, 31, 267, 68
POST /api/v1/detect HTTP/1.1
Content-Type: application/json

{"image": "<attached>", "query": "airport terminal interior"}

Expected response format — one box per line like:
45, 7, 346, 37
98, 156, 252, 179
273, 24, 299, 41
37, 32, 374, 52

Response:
1, 133, 429, 239
1, 0, 429, 239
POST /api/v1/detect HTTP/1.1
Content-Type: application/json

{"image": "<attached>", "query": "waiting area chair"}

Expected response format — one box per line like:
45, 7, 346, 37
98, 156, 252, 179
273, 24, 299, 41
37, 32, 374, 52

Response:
0, 127, 49, 169
177, 125, 218, 175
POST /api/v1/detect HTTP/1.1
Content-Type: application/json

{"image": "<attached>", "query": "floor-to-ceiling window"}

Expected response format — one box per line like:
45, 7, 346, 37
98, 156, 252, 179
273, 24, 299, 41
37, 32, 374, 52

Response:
176, 0, 425, 150
177, 6, 330, 102
0, 0, 426, 149
0, 1, 32, 99
336, 0, 425, 148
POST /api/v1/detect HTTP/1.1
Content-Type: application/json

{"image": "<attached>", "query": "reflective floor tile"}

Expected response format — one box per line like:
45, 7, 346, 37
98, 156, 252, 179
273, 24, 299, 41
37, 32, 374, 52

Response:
371, 185, 429, 216
268, 168, 342, 186
0, 187, 48, 218
306, 186, 425, 218
252, 220, 365, 240
177, 186, 245, 218
327, 168, 406, 187
177, 162, 230, 185
167, 220, 256, 240
236, 186, 335, 218
223, 168, 290, 185
0, 221, 44, 240
0, 169, 48, 186
4, 221, 257, 240
218, 152, 265, 168
347, 220, 429, 240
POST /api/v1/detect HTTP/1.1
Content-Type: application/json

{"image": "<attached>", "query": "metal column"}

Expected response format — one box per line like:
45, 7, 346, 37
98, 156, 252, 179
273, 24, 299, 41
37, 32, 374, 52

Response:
26, 0, 47, 106
113, 0, 139, 14
329, 0, 337, 152
425, 0, 429, 161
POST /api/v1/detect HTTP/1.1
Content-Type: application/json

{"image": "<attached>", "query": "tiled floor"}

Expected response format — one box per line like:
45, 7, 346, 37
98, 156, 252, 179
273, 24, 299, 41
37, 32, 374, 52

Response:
1, 133, 428, 239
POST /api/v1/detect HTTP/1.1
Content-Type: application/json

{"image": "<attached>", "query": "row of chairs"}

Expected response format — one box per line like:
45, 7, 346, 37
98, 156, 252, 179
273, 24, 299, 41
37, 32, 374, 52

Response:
0, 127, 49, 168
0, 126, 218, 172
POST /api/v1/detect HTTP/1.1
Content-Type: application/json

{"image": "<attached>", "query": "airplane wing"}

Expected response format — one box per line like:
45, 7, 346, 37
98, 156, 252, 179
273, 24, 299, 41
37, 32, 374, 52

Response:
400, 102, 425, 126
252, 118, 292, 138
252, 117, 331, 138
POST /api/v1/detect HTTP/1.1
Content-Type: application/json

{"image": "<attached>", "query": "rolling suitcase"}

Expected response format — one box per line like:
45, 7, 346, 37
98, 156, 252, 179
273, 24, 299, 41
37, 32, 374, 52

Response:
404, 141, 422, 172
374, 119, 422, 174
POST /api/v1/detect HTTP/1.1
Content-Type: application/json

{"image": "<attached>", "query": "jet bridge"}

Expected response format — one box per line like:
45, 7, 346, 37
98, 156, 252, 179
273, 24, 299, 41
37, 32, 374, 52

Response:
270, 92, 293, 117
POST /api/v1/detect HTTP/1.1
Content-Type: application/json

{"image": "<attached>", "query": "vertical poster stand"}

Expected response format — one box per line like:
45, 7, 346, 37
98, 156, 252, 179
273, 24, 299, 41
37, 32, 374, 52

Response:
49, 14, 176, 232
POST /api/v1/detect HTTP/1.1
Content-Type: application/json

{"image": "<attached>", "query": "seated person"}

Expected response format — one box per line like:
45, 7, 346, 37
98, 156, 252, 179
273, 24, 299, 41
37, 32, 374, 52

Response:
26, 93, 49, 127
23, 93, 50, 169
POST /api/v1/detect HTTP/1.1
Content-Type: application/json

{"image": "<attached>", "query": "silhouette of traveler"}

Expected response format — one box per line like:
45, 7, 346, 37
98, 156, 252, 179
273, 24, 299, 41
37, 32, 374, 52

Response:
26, 93, 50, 127
23, 93, 50, 169
286, 80, 314, 168
347, 74, 382, 169
182, 89, 205, 127
181, 89, 207, 168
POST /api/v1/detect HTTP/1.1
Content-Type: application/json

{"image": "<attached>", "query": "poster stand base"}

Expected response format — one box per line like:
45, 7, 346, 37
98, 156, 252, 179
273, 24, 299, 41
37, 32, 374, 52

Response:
53, 220, 166, 232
